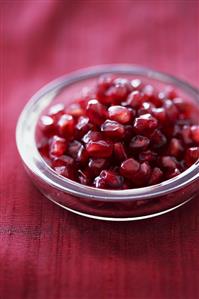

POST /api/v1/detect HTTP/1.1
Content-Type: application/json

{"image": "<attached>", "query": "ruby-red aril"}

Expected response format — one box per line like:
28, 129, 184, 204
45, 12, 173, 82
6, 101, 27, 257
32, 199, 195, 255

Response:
37, 74, 199, 189
108, 105, 134, 124
133, 113, 158, 135
86, 99, 107, 126
101, 120, 125, 139
50, 136, 67, 157
57, 114, 75, 137
86, 140, 113, 158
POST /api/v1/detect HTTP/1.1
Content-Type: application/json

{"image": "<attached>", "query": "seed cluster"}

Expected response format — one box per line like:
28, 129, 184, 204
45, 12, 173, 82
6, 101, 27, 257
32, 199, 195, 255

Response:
37, 75, 199, 189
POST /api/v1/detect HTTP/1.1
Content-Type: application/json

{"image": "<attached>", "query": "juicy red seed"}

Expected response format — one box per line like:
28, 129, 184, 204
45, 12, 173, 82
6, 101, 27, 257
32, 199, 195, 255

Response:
39, 115, 56, 136
108, 105, 134, 124
160, 156, 178, 170
168, 138, 184, 158
50, 136, 67, 157
151, 108, 167, 123
75, 116, 91, 137
82, 130, 102, 144
173, 98, 192, 116
76, 145, 88, 165
99, 170, 124, 188
54, 165, 76, 180
86, 99, 107, 126
139, 150, 157, 163
142, 85, 162, 106
150, 129, 167, 149
57, 114, 75, 137
126, 90, 144, 108
120, 158, 140, 178
48, 103, 65, 120
114, 143, 127, 161
105, 83, 128, 103
164, 100, 179, 122
67, 140, 82, 158
133, 114, 158, 135
184, 147, 199, 166
138, 102, 155, 115
97, 74, 115, 94
86, 140, 113, 158
129, 135, 150, 151
101, 120, 125, 139
191, 125, 199, 143
66, 103, 84, 117
93, 176, 106, 188
51, 155, 74, 168
165, 168, 181, 180
88, 158, 108, 176
148, 167, 163, 185
37, 139, 50, 159
132, 162, 151, 186
130, 79, 143, 90
78, 170, 91, 185
181, 125, 193, 145
163, 86, 178, 100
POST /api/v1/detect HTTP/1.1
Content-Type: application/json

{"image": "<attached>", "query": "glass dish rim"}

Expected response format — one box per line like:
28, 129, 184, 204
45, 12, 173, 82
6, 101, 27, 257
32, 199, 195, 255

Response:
16, 64, 199, 202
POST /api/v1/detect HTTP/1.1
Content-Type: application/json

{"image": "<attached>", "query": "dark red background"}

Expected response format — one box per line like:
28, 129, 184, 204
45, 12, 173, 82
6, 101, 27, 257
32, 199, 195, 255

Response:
1, 1, 199, 298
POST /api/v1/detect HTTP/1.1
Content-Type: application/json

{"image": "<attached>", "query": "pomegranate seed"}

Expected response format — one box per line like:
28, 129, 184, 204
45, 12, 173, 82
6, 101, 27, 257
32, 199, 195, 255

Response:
133, 114, 158, 135
151, 107, 167, 123
139, 150, 157, 163
66, 103, 84, 117
160, 156, 178, 170
76, 145, 88, 165
108, 105, 134, 124
39, 115, 56, 136
105, 82, 128, 103
50, 136, 67, 157
101, 120, 125, 139
114, 142, 127, 161
163, 86, 178, 100
37, 138, 50, 159
88, 158, 108, 176
120, 158, 140, 178
132, 162, 151, 186
150, 129, 167, 149
51, 155, 74, 168
86, 99, 107, 126
143, 85, 162, 106
184, 147, 199, 166
173, 98, 192, 117
48, 103, 65, 121
138, 102, 155, 115
130, 79, 143, 90
168, 138, 184, 158
148, 167, 163, 185
78, 169, 91, 185
75, 116, 91, 137
93, 176, 106, 188
164, 100, 179, 122
181, 125, 193, 145
126, 90, 144, 108
165, 168, 181, 180
97, 74, 115, 94
82, 130, 102, 144
54, 165, 76, 180
129, 135, 150, 151
57, 114, 75, 137
99, 170, 124, 189
86, 140, 113, 158
67, 140, 82, 158
191, 125, 199, 143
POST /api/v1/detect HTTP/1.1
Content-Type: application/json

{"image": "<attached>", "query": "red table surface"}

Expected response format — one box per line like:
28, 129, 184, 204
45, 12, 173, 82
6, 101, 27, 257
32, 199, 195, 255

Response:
1, 1, 199, 299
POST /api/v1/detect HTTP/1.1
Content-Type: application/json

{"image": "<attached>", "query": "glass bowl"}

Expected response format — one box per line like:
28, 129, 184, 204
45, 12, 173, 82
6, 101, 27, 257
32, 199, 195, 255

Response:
16, 65, 199, 221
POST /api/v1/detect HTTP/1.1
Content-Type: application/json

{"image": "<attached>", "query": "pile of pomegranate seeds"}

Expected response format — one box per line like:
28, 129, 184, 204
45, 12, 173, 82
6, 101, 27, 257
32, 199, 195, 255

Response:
37, 75, 199, 190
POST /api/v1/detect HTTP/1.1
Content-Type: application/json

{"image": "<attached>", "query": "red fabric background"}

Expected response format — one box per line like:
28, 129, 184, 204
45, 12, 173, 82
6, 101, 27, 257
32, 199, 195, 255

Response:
1, 1, 199, 298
